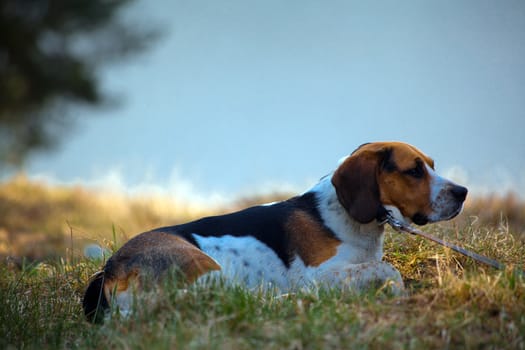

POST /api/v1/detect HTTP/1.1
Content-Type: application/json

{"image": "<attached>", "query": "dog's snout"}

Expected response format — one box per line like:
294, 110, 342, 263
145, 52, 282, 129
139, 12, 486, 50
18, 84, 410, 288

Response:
450, 185, 468, 202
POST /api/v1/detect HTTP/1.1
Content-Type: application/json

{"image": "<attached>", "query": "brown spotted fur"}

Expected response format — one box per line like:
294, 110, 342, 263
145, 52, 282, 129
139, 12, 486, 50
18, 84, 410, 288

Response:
286, 210, 342, 267
103, 232, 220, 300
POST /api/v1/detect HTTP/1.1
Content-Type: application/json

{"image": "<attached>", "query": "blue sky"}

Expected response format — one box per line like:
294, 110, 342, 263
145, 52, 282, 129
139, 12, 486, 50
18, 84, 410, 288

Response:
28, 0, 525, 201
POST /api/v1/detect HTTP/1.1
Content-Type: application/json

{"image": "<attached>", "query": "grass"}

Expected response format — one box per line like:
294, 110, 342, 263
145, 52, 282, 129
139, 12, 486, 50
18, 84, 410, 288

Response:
1, 176, 524, 349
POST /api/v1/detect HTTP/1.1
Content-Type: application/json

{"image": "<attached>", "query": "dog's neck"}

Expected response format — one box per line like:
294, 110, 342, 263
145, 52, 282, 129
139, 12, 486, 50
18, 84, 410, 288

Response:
308, 175, 385, 262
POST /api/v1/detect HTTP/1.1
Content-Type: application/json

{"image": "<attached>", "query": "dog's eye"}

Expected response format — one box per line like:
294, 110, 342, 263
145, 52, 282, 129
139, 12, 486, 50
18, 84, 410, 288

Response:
404, 164, 424, 178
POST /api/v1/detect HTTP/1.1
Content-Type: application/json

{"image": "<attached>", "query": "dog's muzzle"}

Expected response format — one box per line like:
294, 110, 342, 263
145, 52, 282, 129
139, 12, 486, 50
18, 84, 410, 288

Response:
426, 184, 468, 224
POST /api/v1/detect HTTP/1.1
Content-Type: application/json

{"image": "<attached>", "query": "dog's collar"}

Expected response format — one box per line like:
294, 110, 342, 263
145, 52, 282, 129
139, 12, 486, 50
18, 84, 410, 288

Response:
382, 211, 417, 234
376, 206, 390, 226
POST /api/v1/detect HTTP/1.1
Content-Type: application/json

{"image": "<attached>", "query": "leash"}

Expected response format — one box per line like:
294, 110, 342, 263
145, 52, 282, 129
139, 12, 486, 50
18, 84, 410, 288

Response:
384, 213, 524, 276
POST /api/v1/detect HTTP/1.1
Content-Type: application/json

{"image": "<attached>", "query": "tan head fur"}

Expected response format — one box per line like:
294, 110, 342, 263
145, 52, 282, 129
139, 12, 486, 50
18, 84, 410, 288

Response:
332, 141, 466, 225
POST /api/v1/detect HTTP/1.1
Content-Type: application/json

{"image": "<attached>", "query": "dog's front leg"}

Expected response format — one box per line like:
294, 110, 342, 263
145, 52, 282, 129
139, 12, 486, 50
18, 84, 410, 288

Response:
317, 261, 405, 295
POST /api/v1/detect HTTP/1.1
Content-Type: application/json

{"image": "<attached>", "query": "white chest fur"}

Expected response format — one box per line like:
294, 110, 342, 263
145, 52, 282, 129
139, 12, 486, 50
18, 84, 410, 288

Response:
311, 176, 385, 263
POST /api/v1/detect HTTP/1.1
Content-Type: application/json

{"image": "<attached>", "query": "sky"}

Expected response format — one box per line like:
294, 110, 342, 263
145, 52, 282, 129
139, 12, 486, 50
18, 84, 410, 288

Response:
27, 0, 525, 203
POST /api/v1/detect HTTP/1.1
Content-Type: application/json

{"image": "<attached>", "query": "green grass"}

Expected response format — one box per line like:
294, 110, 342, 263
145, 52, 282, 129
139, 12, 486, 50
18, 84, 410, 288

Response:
1, 224, 524, 349
1, 177, 525, 349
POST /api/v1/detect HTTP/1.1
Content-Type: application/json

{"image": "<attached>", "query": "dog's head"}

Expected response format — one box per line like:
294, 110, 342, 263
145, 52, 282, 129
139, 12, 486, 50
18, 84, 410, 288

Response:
332, 141, 467, 225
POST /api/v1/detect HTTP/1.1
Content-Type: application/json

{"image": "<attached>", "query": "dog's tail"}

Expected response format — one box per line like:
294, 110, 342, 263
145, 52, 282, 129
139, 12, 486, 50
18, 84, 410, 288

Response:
82, 270, 109, 323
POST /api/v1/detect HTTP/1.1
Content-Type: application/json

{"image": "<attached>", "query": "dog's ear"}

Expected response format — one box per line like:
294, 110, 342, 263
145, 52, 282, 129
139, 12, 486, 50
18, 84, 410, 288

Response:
332, 147, 390, 223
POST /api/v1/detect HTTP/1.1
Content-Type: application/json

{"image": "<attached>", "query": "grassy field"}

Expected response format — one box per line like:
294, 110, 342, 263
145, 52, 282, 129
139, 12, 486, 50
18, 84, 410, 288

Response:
1, 175, 524, 349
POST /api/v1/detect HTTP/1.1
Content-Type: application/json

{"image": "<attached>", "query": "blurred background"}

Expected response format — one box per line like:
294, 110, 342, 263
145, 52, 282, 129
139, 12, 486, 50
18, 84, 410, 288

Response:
2, 0, 525, 201
1, 0, 524, 259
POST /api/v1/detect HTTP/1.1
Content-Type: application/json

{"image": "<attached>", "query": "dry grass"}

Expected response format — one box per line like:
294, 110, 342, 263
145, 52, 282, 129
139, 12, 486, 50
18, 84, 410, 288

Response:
0, 176, 524, 349
462, 193, 525, 235
0, 175, 222, 261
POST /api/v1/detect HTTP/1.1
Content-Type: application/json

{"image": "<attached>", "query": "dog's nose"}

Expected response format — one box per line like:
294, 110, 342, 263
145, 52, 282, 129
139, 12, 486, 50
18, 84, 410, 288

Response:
450, 185, 468, 202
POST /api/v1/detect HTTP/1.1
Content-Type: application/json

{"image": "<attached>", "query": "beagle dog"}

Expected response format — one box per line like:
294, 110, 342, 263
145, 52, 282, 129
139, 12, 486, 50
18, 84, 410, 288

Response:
83, 141, 467, 322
